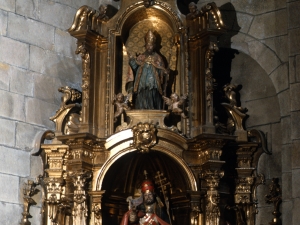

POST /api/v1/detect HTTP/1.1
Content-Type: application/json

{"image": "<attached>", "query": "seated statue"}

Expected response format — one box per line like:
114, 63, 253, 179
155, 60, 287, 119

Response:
120, 178, 170, 225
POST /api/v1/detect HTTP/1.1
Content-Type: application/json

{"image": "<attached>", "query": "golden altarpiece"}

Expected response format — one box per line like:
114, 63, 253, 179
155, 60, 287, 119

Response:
23, 1, 272, 225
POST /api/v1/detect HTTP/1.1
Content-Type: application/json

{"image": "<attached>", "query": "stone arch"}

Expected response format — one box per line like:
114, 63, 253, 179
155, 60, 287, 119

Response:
229, 50, 281, 128
231, 33, 283, 82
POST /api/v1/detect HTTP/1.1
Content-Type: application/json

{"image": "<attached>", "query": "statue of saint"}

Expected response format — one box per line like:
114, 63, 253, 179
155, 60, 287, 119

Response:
120, 178, 170, 225
186, 2, 201, 20
127, 30, 169, 110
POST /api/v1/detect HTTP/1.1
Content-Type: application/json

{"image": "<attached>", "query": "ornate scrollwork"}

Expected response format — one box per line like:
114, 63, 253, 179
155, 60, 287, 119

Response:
44, 177, 66, 223
248, 129, 271, 155
68, 5, 109, 34
205, 42, 218, 109
76, 41, 90, 108
50, 86, 82, 136
132, 122, 157, 153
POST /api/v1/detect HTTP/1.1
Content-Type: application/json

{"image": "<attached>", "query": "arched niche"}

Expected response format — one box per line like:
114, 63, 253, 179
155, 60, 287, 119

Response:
94, 129, 197, 225
106, 2, 188, 133
100, 150, 197, 224
212, 48, 280, 128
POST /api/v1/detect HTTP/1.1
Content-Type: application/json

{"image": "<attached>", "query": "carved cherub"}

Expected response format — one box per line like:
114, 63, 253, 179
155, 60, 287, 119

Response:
97, 4, 109, 21
163, 93, 188, 118
113, 93, 131, 123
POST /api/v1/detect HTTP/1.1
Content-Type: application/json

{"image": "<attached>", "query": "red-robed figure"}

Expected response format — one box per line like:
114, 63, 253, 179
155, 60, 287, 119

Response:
120, 178, 170, 225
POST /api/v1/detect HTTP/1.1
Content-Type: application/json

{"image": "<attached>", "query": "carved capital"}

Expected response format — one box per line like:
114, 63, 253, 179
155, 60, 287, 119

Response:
201, 169, 224, 189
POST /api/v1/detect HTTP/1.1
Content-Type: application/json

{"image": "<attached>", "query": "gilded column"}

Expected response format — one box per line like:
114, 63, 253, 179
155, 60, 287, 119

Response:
89, 190, 106, 225
234, 143, 263, 225
69, 171, 92, 225
42, 144, 69, 225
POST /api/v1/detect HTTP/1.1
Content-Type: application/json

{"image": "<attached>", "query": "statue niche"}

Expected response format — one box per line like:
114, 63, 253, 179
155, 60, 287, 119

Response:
110, 4, 187, 134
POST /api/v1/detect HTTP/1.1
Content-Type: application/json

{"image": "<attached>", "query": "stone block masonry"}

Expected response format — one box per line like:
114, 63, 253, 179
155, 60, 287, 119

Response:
0, 1, 102, 224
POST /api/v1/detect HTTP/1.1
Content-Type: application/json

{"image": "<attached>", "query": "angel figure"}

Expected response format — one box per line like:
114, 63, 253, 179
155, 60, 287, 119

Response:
113, 93, 131, 123
162, 93, 188, 118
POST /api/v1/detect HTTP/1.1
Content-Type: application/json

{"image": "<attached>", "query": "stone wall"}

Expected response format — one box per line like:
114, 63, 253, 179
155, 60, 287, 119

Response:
0, 1, 103, 224
0, 0, 299, 224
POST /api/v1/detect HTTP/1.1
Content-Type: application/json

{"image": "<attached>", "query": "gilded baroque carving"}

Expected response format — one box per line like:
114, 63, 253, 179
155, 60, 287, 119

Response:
163, 93, 188, 118
20, 179, 40, 225
205, 42, 218, 108
50, 86, 82, 136
68, 5, 109, 34
113, 93, 131, 123
76, 42, 90, 110
69, 171, 92, 225
132, 122, 157, 153
201, 169, 224, 225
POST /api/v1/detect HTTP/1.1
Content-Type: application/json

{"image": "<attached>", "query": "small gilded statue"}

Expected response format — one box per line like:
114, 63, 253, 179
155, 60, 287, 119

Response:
113, 93, 130, 123
223, 83, 247, 113
186, 2, 201, 20
162, 93, 188, 118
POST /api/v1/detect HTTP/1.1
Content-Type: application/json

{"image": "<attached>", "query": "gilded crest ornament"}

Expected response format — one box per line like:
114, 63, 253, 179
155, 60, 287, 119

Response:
132, 122, 157, 153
